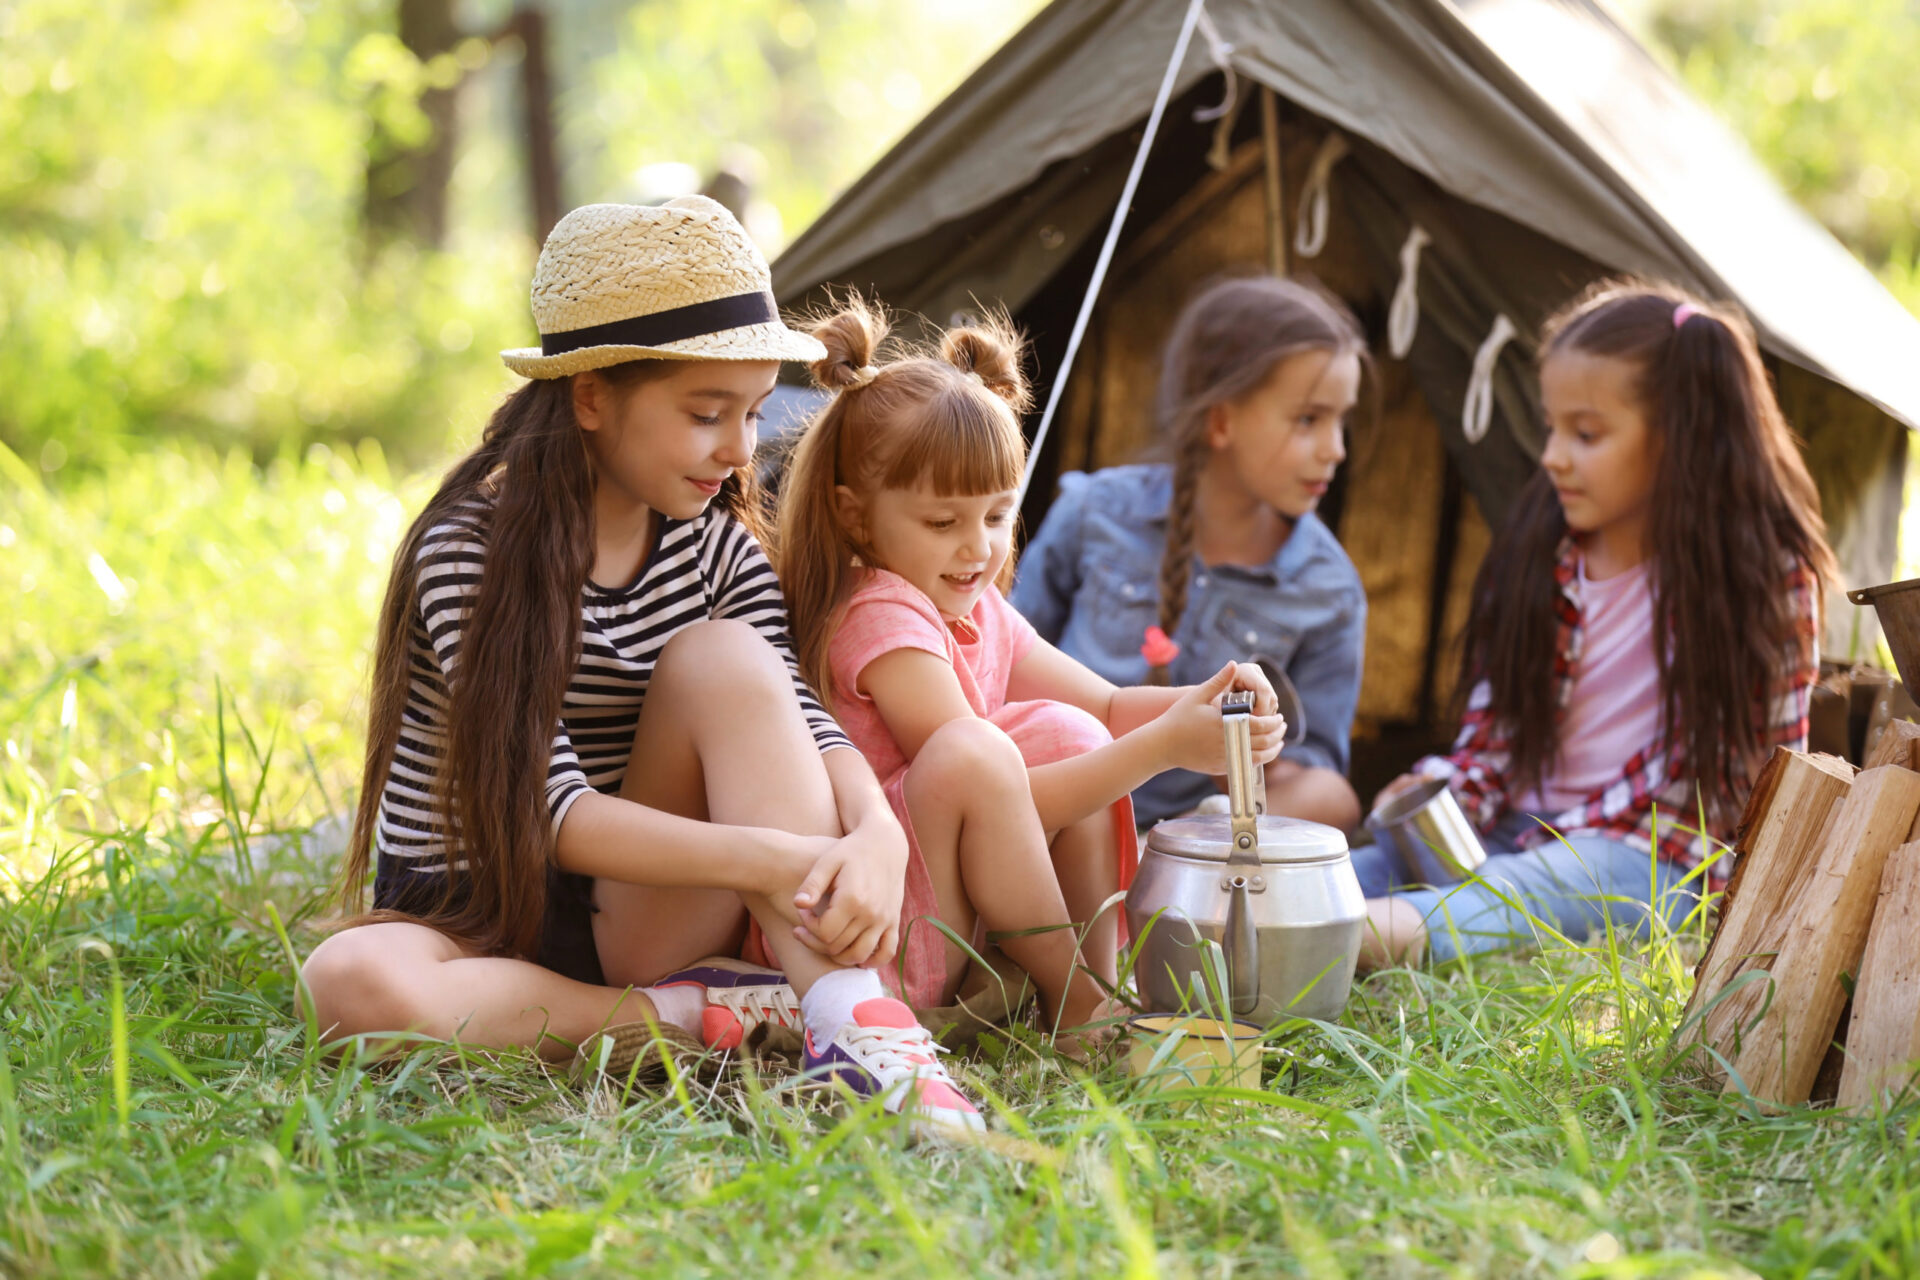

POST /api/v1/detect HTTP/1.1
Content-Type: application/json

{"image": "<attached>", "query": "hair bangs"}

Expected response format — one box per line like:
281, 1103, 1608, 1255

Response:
878, 382, 1025, 497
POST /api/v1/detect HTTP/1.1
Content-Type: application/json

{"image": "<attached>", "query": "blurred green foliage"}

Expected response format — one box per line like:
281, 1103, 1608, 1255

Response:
0, 0, 1044, 475
0, 440, 422, 852
0, 0, 527, 471
1649, 0, 1920, 313
0, 0, 1910, 477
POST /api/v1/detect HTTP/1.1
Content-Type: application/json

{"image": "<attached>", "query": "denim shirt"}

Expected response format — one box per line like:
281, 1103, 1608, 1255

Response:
1011, 464, 1367, 824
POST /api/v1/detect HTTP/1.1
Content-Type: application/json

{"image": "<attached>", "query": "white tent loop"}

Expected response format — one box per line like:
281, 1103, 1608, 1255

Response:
1462, 313, 1519, 445
1191, 5, 1237, 122
1017, 0, 1209, 504
1292, 132, 1350, 259
1387, 224, 1431, 358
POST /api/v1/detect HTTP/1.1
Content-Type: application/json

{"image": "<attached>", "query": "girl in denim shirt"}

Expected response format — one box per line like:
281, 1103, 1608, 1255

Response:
1013, 276, 1368, 830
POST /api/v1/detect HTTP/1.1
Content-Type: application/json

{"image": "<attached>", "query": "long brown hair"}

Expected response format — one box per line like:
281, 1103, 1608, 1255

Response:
777, 295, 1032, 705
1461, 280, 1838, 820
340, 358, 768, 958
1145, 275, 1369, 684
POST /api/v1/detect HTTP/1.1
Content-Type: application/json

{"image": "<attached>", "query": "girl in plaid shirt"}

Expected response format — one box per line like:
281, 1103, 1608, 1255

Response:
1357, 282, 1836, 967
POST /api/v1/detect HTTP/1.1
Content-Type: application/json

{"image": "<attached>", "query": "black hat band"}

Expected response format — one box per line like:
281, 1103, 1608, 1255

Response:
541, 291, 778, 356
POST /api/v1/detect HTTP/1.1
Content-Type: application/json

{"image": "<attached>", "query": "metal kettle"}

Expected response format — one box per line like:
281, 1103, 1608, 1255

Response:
1123, 692, 1366, 1025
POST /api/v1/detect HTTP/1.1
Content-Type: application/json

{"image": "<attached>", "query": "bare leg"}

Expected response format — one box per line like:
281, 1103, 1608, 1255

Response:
1263, 759, 1362, 832
905, 718, 1109, 1028
1356, 896, 1428, 971
302, 621, 854, 1057
1048, 809, 1120, 989
592, 619, 847, 996
300, 923, 653, 1061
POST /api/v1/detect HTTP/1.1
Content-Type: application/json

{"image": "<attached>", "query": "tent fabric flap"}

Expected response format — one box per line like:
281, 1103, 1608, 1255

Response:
774, 0, 1920, 431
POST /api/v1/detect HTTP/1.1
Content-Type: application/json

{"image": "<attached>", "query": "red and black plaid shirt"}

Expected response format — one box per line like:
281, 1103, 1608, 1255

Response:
1415, 539, 1819, 880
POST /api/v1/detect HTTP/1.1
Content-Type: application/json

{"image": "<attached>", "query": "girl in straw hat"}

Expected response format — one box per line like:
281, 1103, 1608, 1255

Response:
302, 197, 983, 1137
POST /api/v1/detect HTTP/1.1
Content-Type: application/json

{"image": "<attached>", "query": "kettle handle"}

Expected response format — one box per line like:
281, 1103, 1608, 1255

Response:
1221, 691, 1266, 870
1220, 690, 1266, 1017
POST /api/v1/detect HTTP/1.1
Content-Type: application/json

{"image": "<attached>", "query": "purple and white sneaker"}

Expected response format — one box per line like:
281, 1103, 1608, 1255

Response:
653, 958, 802, 1051
802, 997, 985, 1136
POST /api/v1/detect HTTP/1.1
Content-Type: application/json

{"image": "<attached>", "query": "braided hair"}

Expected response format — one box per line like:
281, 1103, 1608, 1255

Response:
1147, 276, 1368, 683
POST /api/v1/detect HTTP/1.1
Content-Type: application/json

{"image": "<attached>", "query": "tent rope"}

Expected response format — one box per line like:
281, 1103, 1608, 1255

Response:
1293, 132, 1349, 259
1017, 0, 1209, 505
1388, 224, 1430, 358
1192, 6, 1237, 122
1462, 314, 1518, 445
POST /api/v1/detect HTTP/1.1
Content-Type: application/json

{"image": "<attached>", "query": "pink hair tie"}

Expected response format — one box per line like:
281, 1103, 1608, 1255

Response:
1672, 302, 1699, 329
1141, 625, 1180, 668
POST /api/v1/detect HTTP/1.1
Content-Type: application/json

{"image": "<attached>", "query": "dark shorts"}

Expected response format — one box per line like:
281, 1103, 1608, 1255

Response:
372, 855, 606, 987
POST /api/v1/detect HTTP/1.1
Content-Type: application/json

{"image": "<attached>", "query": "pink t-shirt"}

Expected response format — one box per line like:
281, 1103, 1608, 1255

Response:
1521, 557, 1664, 813
827, 569, 1038, 783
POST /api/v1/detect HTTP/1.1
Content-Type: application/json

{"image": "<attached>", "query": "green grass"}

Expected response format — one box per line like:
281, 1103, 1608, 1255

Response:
7, 445, 1920, 1278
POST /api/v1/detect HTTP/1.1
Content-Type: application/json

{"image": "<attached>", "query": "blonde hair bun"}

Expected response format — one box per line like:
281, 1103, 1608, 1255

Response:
808, 296, 890, 392
940, 317, 1031, 413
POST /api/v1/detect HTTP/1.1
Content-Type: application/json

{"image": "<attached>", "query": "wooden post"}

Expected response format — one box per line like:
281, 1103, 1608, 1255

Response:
1726, 765, 1920, 1105
1680, 749, 1855, 1079
1259, 87, 1286, 276
1837, 842, 1920, 1109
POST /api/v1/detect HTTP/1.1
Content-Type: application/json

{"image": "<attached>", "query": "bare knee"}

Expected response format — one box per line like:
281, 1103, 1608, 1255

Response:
1273, 765, 1362, 831
655, 620, 787, 697
910, 717, 1027, 795
300, 928, 439, 1044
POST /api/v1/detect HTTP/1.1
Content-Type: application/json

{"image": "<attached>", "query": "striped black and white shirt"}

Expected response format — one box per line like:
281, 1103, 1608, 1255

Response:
375, 500, 852, 872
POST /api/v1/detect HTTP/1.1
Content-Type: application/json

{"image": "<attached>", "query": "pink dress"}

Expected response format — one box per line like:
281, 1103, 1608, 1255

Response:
824, 569, 1138, 1009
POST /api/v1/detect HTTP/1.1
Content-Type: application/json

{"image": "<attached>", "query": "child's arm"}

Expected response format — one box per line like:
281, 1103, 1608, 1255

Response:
555, 791, 822, 897
1381, 677, 1513, 825
859, 647, 989, 759
1006, 639, 1284, 831
1005, 636, 1185, 732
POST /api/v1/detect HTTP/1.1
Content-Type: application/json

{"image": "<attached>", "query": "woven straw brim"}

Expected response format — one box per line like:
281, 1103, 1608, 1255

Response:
503, 320, 826, 379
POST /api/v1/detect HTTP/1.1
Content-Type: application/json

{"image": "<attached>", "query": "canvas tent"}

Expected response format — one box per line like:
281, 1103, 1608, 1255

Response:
771, 0, 1920, 792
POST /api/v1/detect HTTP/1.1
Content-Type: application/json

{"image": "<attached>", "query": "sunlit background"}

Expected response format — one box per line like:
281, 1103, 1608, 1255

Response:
4, 9, 1920, 1271
2, 0, 1914, 468
2, 0, 1918, 847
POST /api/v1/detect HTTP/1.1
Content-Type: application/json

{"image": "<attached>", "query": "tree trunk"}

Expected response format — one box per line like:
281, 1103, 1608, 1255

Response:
366, 0, 462, 249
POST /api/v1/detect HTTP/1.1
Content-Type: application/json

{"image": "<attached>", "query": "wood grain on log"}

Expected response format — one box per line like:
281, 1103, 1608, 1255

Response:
1727, 766, 1920, 1105
1836, 842, 1920, 1109
1681, 749, 1855, 1082
1865, 718, 1920, 771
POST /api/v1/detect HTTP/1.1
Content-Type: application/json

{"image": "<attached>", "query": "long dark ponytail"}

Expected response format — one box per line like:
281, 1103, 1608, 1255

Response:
1462, 281, 1838, 821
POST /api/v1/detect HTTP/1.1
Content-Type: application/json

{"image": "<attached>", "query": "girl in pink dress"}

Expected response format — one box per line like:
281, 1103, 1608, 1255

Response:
775, 297, 1287, 1040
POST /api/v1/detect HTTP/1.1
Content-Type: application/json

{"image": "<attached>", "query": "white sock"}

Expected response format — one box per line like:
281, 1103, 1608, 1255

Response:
801, 967, 886, 1046
640, 982, 706, 1035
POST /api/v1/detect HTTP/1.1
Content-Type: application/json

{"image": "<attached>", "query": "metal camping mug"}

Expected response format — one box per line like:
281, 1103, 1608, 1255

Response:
1364, 778, 1487, 886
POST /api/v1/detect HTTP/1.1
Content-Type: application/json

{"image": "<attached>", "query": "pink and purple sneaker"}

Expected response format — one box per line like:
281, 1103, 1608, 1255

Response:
802, 997, 985, 1137
653, 958, 803, 1051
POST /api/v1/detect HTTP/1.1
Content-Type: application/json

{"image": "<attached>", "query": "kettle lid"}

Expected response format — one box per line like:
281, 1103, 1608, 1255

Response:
1145, 813, 1349, 863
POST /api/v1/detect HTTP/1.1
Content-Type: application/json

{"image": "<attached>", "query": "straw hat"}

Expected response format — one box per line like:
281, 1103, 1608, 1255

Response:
501, 196, 826, 378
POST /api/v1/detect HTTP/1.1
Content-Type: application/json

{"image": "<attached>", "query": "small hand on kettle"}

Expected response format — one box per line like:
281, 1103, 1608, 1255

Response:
1155, 661, 1287, 777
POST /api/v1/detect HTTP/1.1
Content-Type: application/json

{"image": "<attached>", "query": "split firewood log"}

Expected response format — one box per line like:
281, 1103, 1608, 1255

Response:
1679, 749, 1855, 1083
1725, 766, 1920, 1105
1836, 841, 1920, 1110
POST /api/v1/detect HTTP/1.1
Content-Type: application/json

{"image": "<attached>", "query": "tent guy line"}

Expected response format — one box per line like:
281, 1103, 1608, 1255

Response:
1017, 0, 1208, 506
